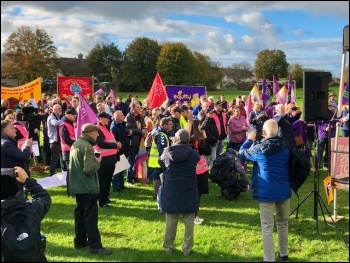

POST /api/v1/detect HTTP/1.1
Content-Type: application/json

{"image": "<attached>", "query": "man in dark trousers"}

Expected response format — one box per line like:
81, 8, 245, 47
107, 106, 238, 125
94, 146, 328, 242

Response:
110, 110, 129, 193
68, 123, 113, 255
59, 108, 77, 196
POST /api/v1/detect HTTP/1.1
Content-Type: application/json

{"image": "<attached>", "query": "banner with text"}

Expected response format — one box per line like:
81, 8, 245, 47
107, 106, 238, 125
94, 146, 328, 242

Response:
165, 85, 207, 108
330, 137, 349, 177
57, 76, 92, 100
1, 77, 42, 102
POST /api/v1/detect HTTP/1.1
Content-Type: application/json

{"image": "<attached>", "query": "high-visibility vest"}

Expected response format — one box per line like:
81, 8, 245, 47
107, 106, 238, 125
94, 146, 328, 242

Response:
193, 140, 208, 174
212, 111, 227, 136
148, 132, 170, 168
93, 124, 118, 157
59, 122, 76, 152
14, 123, 28, 150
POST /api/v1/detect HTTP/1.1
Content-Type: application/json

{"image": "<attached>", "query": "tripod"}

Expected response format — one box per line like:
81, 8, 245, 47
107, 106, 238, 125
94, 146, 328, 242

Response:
290, 119, 349, 249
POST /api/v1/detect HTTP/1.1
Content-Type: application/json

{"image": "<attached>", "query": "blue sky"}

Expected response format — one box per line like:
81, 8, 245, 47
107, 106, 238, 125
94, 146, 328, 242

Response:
1, 1, 349, 78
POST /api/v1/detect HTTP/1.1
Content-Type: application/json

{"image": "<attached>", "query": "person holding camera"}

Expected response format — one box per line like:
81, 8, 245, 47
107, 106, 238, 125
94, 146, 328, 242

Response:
249, 102, 270, 141
68, 123, 113, 255
1, 119, 33, 199
237, 119, 291, 262
1, 166, 51, 262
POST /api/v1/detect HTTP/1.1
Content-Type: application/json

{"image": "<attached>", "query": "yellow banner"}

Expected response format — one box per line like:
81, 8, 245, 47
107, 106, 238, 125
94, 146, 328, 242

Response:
323, 175, 334, 205
1, 78, 42, 102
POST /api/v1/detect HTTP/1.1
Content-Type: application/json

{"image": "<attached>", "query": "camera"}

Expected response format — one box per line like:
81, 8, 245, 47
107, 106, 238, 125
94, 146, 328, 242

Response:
1, 168, 18, 177
94, 152, 101, 158
21, 106, 45, 122
291, 106, 298, 111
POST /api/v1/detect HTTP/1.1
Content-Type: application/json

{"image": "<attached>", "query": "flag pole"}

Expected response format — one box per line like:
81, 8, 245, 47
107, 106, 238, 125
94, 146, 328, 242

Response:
92, 75, 95, 95
56, 74, 59, 100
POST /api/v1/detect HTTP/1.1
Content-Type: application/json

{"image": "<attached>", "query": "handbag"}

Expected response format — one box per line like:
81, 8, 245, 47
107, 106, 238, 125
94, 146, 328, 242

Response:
294, 135, 304, 147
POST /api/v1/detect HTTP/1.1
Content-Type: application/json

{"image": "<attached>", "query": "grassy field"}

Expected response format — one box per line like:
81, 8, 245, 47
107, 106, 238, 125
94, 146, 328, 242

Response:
31, 86, 349, 262
35, 165, 349, 262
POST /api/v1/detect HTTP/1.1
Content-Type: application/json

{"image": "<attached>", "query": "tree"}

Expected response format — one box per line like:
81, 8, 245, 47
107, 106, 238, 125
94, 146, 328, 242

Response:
1, 25, 60, 84
85, 42, 122, 83
192, 52, 222, 90
156, 42, 196, 85
120, 37, 161, 91
231, 61, 252, 71
289, 63, 304, 88
254, 49, 289, 80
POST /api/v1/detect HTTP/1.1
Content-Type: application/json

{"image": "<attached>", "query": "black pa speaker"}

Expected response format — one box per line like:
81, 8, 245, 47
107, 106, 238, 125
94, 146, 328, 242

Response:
303, 71, 332, 122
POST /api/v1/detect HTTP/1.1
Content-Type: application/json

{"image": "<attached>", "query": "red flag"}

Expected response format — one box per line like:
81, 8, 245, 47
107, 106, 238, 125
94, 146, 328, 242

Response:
147, 72, 167, 109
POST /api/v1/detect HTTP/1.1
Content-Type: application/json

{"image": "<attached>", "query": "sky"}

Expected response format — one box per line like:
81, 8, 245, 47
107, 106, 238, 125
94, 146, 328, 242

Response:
1, 1, 349, 78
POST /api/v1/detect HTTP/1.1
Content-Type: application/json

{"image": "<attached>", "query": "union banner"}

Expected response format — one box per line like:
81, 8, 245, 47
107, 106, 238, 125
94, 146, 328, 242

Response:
1, 77, 42, 102
57, 76, 92, 100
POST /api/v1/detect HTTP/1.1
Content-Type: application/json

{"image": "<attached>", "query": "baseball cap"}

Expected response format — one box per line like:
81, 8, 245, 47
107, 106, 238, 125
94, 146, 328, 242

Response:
65, 108, 78, 115
97, 112, 111, 119
215, 101, 223, 106
1, 173, 19, 199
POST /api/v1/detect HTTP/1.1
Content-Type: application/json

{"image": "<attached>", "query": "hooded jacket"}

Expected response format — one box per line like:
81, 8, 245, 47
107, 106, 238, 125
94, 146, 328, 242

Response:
160, 143, 200, 213
238, 136, 291, 202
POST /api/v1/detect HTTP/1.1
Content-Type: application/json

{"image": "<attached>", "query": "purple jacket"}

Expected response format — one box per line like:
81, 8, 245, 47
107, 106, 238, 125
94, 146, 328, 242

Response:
228, 115, 247, 143
317, 120, 337, 139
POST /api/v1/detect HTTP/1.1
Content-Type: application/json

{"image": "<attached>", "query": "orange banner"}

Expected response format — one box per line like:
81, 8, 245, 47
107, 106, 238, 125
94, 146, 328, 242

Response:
323, 176, 334, 205
1, 78, 42, 102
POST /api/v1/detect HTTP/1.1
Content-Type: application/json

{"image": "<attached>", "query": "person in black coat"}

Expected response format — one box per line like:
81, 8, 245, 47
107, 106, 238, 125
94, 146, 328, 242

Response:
110, 110, 130, 192
159, 129, 200, 257
1, 166, 51, 262
1, 120, 33, 199
273, 104, 296, 149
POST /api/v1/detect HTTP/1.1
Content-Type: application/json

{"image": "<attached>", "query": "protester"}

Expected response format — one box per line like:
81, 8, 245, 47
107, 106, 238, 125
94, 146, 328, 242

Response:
110, 110, 130, 193
1, 120, 33, 199
68, 123, 113, 255
237, 119, 291, 262
47, 104, 63, 176
185, 119, 211, 225
59, 108, 77, 196
125, 101, 147, 186
147, 116, 172, 200
1, 166, 51, 262
94, 112, 119, 208
159, 129, 200, 256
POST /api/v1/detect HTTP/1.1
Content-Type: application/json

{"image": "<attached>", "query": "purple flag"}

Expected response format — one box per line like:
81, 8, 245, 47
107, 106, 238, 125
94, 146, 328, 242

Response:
93, 88, 104, 96
75, 94, 98, 139
288, 74, 296, 104
108, 89, 116, 106
273, 75, 280, 94
343, 82, 349, 105
261, 76, 270, 107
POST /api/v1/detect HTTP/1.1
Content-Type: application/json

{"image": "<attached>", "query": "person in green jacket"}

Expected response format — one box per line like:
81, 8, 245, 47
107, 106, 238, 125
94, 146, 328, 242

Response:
68, 123, 113, 255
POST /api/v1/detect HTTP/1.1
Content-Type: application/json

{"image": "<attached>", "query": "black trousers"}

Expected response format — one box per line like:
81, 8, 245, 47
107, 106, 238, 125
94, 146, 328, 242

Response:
49, 142, 60, 176
97, 163, 115, 206
74, 193, 102, 249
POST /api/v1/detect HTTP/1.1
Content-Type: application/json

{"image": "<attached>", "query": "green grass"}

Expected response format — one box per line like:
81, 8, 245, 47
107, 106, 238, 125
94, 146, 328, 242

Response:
32, 86, 348, 261
32, 161, 349, 262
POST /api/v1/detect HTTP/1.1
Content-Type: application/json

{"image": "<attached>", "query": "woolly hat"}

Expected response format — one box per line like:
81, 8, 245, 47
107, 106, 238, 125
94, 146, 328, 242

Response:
1, 174, 19, 200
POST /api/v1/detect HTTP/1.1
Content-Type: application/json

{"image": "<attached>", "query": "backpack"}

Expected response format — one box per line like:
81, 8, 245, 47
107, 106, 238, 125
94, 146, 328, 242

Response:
1, 209, 47, 262
210, 154, 248, 201
289, 147, 311, 196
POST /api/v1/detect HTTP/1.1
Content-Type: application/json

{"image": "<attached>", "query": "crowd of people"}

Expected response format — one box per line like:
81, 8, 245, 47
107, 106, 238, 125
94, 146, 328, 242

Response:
1, 89, 348, 260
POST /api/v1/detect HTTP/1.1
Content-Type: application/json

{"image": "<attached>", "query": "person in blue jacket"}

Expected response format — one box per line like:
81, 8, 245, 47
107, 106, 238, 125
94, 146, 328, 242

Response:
237, 119, 291, 262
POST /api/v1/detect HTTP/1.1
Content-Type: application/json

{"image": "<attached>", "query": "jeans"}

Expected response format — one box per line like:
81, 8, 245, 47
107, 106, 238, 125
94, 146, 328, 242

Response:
204, 143, 218, 170
127, 146, 139, 183
316, 137, 329, 168
260, 200, 290, 262
112, 171, 125, 191
216, 139, 225, 156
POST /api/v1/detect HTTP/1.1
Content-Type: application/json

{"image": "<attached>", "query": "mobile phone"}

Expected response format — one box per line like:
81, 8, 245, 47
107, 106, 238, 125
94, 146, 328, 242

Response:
94, 152, 101, 158
1, 168, 18, 177
247, 127, 257, 134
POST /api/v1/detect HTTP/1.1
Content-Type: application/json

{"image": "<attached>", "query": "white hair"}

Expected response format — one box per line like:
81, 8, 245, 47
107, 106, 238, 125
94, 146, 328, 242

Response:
262, 119, 279, 137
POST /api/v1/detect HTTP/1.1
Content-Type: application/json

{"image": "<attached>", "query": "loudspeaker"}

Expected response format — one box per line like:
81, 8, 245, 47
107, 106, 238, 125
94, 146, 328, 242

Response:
344, 25, 349, 52
303, 71, 332, 122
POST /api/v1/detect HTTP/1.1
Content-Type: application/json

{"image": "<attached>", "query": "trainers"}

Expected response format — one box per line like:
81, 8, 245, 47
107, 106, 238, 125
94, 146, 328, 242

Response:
277, 253, 289, 262
99, 203, 111, 208
194, 216, 203, 225
90, 247, 113, 255
196, 216, 204, 222
126, 182, 135, 187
